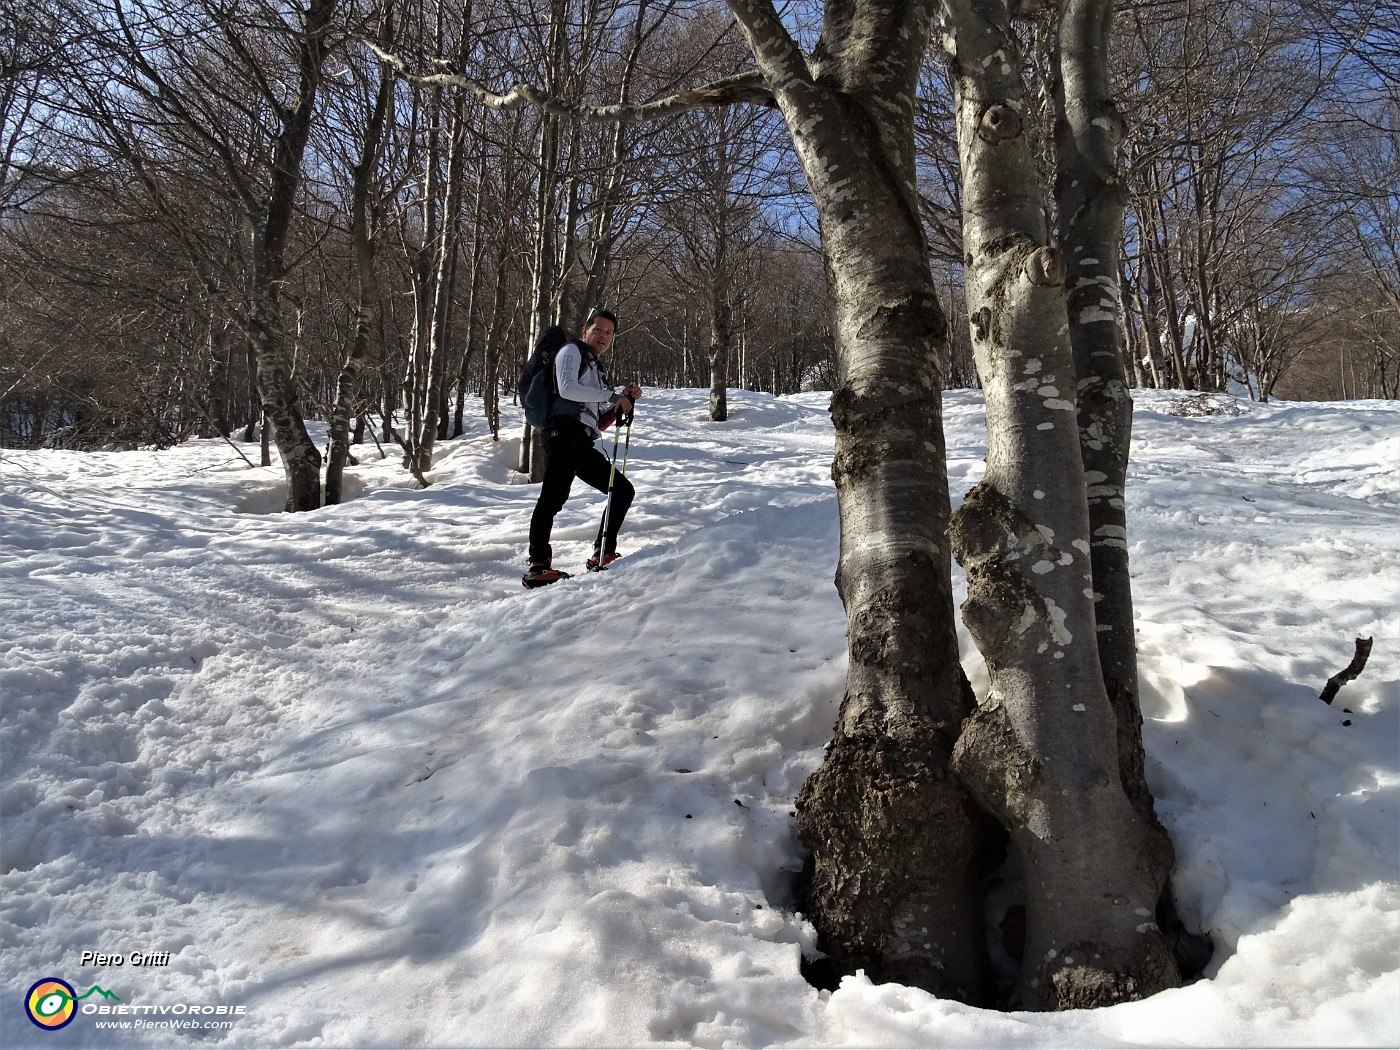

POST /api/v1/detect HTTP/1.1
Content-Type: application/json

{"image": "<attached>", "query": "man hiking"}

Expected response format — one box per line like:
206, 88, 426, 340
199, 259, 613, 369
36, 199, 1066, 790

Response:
524, 308, 643, 588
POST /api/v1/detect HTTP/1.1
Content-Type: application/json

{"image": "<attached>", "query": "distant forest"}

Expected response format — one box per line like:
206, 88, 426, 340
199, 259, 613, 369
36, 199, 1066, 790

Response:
2, 0, 1395, 451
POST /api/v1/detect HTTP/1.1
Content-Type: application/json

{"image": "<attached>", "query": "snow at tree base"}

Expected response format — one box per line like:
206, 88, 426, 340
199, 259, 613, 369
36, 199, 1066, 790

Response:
1, 388, 1396, 1048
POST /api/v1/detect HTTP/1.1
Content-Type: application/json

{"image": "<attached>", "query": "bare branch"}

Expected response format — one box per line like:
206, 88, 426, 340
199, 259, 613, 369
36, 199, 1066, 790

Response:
723, 0, 811, 88
1320, 636, 1375, 705
362, 41, 775, 121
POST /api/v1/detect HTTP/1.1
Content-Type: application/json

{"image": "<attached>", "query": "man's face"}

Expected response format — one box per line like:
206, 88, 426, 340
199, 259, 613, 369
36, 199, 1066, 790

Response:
583, 316, 616, 354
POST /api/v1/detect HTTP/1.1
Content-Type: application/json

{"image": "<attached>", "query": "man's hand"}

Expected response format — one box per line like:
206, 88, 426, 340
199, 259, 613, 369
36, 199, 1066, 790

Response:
624, 382, 643, 401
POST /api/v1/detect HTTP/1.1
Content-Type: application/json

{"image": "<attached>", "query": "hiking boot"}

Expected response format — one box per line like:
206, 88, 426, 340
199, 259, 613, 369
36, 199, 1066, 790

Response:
585, 551, 622, 572
522, 562, 571, 588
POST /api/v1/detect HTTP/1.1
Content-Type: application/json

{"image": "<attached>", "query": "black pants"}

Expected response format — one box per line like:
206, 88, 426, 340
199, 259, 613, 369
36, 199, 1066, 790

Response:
528, 416, 634, 566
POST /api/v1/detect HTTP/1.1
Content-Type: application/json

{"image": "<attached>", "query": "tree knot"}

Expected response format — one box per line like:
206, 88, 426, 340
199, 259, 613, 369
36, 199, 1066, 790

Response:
978, 103, 1023, 144
970, 306, 991, 343
1025, 247, 1064, 287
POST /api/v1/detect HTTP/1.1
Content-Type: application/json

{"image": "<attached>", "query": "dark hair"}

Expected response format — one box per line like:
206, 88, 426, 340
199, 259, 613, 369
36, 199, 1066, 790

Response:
583, 307, 618, 329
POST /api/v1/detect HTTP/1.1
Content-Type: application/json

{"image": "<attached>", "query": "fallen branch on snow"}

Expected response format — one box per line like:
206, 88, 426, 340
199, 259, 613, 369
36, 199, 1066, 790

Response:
1320, 637, 1374, 705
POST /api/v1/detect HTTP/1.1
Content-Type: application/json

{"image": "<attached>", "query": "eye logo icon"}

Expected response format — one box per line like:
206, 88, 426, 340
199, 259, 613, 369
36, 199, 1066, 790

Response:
24, 979, 120, 1031
25, 979, 77, 1030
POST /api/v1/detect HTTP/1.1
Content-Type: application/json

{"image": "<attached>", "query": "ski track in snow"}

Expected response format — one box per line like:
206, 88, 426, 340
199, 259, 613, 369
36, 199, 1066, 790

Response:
1, 388, 1396, 1048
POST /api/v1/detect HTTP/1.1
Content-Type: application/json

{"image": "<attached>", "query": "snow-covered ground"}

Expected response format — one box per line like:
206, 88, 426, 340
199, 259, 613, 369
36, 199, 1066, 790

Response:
2, 388, 1396, 1048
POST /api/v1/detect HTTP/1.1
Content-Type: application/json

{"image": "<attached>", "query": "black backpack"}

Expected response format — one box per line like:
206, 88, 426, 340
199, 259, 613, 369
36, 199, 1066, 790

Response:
517, 325, 593, 429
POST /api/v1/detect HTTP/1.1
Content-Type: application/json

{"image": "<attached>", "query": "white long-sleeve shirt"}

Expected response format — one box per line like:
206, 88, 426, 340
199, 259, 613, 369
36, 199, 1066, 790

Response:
553, 341, 623, 438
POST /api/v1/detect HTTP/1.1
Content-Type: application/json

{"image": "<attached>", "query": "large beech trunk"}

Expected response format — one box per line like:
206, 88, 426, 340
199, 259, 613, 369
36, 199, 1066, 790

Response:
1056, 0, 1196, 972
327, 4, 394, 506
250, 0, 338, 513
1056, 0, 1146, 810
708, 268, 731, 421
728, 0, 992, 1004
250, 301, 321, 513
404, 17, 472, 483
941, 0, 1178, 1009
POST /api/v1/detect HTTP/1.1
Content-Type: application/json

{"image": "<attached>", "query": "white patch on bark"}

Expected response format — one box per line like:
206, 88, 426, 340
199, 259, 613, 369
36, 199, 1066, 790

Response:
1093, 524, 1129, 550
1043, 597, 1073, 645
1016, 604, 1039, 636
1033, 560, 1055, 574
1044, 398, 1075, 412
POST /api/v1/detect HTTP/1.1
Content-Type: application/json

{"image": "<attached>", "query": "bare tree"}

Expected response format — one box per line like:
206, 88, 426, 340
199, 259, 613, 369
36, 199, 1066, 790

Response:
1, 2, 70, 214
57, 0, 342, 507
715, 1, 990, 1002
1116, 0, 1345, 395
940, 0, 1180, 1007
659, 96, 785, 419
1309, 99, 1400, 398
325, 0, 398, 503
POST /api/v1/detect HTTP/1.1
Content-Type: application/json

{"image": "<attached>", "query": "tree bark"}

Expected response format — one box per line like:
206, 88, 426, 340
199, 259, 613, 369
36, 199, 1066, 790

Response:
250, 0, 338, 512
521, 115, 560, 481
941, 0, 1178, 1009
726, 0, 992, 1004
404, 6, 472, 482
453, 158, 489, 440
709, 250, 731, 422
327, 2, 394, 505
1054, 0, 1164, 841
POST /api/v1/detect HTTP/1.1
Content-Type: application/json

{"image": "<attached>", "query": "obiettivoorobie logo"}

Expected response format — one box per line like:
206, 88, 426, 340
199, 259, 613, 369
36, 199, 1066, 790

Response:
24, 978, 120, 1031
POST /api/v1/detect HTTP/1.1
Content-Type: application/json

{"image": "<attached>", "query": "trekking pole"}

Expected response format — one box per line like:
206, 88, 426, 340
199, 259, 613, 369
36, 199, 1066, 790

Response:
594, 407, 633, 567
619, 411, 634, 474
596, 409, 626, 561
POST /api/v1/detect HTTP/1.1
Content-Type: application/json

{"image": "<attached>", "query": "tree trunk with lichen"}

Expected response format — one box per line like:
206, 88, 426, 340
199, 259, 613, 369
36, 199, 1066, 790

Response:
940, 0, 1179, 1009
1054, 0, 1159, 831
1056, 0, 1207, 978
249, 0, 338, 512
726, 0, 992, 1005
327, 2, 393, 505
709, 264, 731, 421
